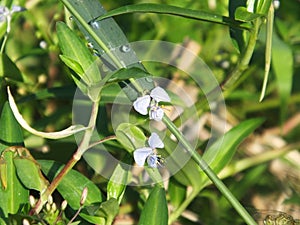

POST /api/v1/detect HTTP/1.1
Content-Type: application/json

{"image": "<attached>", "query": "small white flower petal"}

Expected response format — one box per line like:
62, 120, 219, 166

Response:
133, 95, 151, 115
133, 147, 152, 166
150, 87, 170, 103
7, 86, 88, 139
147, 153, 158, 168
11, 5, 25, 13
149, 107, 164, 121
148, 132, 164, 149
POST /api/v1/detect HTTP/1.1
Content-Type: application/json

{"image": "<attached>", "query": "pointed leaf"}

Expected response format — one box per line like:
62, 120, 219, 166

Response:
0, 53, 23, 82
96, 3, 250, 30
0, 150, 28, 217
272, 32, 293, 124
202, 118, 264, 180
138, 185, 168, 225
116, 123, 147, 152
56, 22, 101, 86
0, 101, 23, 153
13, 147, 49, 193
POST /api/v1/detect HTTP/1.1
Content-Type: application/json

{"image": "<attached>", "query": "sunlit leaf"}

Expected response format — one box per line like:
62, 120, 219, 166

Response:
13, 147, 49, 193
201, 118, 264, 183
0, 150, 28, 217
234, 7, 263, 22
116, 123, 147, 152
56, 21, 101, 87
39, 160, 102, 210
96, 3, 250, 30
138, 185, 168, 225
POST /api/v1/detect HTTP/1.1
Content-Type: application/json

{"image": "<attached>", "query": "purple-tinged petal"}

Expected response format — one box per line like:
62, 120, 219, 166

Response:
149, 107, 164, 121
147, 153, 158, 168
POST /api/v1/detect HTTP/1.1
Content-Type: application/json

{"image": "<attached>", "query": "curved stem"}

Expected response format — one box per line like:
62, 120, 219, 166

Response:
31, 101, 100, 215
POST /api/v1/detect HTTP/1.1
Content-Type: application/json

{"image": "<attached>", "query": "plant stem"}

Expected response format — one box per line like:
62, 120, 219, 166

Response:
222, 19, 262, 90
31, 101, 100, 214
162, 116, 258, 225
169, 188, 199, 224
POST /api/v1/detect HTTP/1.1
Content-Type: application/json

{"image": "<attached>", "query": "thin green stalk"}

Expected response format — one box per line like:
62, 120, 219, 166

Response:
162, 116, 258, 225
0, 34, 8, 53
169, 188, 199, 224
259, 4, 274, 102
222, 19, 262, 90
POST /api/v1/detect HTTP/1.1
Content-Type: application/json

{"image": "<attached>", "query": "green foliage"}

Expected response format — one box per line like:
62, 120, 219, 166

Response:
138, 185, 168, 225
0, 0, 299, 224
39, 160, 102, 209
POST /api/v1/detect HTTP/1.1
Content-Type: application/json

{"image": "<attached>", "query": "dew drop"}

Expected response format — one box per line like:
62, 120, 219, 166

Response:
145, 77, 152, 82
120, 44, 131, 53
69, 16, 73, 21
90, 21, 100, 29
87, 42, 94, 48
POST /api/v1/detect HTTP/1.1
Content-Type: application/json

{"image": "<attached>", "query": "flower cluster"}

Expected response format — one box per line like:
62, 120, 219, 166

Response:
133, 86, 171, 121
132, 86, 171, 167
133, 132, 164, 168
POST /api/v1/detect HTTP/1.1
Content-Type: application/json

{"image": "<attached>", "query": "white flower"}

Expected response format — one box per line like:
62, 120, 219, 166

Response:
133, 132, 164, 168
0, 5, 25, 33
133, 86, 170, 121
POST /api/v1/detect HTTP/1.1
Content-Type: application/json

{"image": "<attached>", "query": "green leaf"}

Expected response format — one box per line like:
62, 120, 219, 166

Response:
96, 3, 250, 30
0, 150, 28, 217
0, 53, 23, 82
96, 198, 119, 221
61, 0, 156, 101
201, 118, 264, 182
59, 55, 87, 94
39, 160, 102, 210
234, 7, 263, 22
138, 185, 168, 225
13, 147, 49, 193
107, 154, 131, 204
56, 21, 101, 87
254, 0, 272, 14
271, 32, 293, 124
228, 0, 249, 53
116, 123, 147, 152
0, 101, 24, 153
168, 178, 186, 208
108, 67, 150, 83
